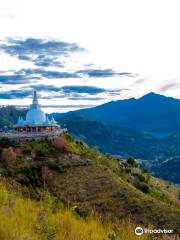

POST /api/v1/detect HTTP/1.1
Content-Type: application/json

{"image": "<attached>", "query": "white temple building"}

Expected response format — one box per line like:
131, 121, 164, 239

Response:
14, 90, 59, 133
0, 90, 66, 140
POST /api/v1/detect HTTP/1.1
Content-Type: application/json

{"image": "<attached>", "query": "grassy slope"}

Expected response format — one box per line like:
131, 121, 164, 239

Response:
0, 182, 155, 240
0, 134, 179, 238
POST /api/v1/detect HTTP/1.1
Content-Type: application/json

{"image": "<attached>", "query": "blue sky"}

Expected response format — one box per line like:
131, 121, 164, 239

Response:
0, 0, 180, 112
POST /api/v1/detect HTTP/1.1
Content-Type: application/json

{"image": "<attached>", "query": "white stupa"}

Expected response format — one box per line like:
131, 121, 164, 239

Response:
14, 90, 60, 133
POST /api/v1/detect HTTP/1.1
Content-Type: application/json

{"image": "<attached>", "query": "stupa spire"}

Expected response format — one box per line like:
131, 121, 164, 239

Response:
32, 90, 38, 105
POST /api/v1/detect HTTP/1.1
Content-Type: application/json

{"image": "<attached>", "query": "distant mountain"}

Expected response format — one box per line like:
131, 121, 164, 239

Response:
55, 92, 180, 137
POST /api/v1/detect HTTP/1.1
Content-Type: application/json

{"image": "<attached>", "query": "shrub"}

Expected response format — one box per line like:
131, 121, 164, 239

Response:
108, 231, 117, 240
47, 161, 63, 173
52, 137, 68, 152
125, 167, 131, 173
178, 190, 180, 200
134, 180, 150, 193
132, 173, 145, 182
0, 137, 13, 148
33, 143, 50, 157
126, 157, 137, 167
22, 166, 42, 187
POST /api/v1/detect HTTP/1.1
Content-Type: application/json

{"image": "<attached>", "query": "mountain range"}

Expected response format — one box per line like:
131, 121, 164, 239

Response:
54, 92, 180, 137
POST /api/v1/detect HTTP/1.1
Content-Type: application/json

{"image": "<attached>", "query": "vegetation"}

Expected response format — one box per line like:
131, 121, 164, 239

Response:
0, 134, 179, 238
0, 182, 158, 240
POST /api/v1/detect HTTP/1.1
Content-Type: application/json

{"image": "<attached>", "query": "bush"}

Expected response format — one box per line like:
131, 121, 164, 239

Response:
47, 161, 63, 173
126, 157, 137, 167
134, 180, 150, 193
108, 231, 117, 240
22, 166, 42, 187
125, 167, 131, 173
33, 143, 50, 157
0, 137, 13, 148
132, 173, 145, 182
52, 137, 68, 152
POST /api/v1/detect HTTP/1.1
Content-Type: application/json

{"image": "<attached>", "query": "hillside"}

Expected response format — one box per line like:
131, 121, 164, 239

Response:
55, 92, 180, 137
0, 182, 164, 240
0, 134, 179, 238
59, 115, 161, 160
58, 115, 180, 184
0, 105, 180, 184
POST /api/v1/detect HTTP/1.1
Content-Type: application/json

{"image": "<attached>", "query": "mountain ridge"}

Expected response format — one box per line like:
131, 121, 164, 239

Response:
54, 92, 180, 137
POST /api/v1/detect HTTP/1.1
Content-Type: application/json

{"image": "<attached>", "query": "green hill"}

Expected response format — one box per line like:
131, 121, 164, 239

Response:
0, 134, 179, 239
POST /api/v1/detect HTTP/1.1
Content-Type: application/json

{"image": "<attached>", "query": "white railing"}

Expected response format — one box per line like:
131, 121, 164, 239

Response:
0, 128, 67, 140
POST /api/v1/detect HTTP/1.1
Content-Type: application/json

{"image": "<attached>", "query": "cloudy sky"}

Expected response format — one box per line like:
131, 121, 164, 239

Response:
0, 0, 180, 112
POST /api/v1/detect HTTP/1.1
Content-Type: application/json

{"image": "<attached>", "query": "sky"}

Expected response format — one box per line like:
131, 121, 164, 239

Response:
0, 0, 180, 112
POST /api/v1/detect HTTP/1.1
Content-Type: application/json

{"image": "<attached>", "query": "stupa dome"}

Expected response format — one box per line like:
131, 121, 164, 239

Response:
25, 90, 46, 125
26, 106, 46, 125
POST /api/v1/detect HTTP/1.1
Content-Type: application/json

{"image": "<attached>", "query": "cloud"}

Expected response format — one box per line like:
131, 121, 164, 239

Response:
76, 69, 135, 78
0, 37, 84, 67
32, 84, 62, 92
38, 85, 124, 102
0, 73, 39, 84
0, 84, 124, 100
118, 72, 136, 77
18, 68, 79, 79
34, 56, 65, 67
77, 69, 117, 77
0, 89, 32, 99
160, 81, 180, 92
17, 104, 94, 109
31, 84, 107, 94
0, 68, 79, 85
0, 13, 16, 20
61, 85, 106, 94
68, 97, 105, 101
0, 68, 135, 85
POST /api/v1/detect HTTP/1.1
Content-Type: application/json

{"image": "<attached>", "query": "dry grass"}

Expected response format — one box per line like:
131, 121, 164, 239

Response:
0, 182, 156, 240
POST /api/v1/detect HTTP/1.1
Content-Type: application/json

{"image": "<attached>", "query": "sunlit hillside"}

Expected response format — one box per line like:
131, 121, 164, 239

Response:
0, 182, 157, 240
0, 134, 179, 239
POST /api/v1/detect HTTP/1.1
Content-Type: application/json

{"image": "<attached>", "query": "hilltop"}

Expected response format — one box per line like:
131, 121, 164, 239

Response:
0, 134, 179, 238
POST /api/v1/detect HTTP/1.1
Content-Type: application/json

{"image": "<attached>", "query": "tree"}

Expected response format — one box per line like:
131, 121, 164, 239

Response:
126, 156, 137, 166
